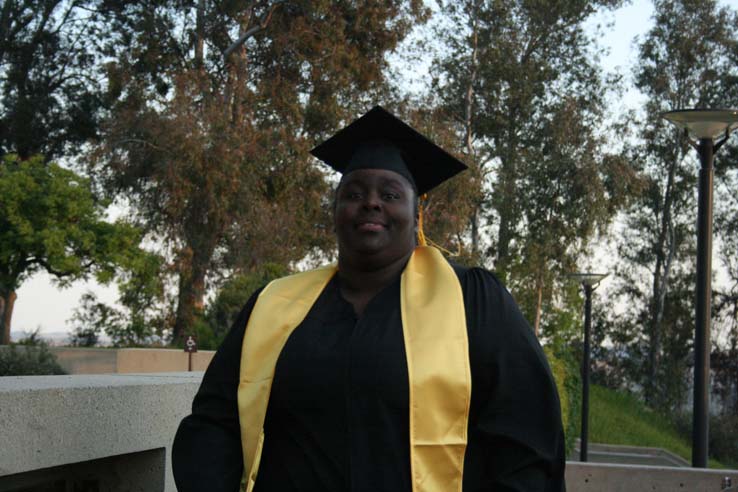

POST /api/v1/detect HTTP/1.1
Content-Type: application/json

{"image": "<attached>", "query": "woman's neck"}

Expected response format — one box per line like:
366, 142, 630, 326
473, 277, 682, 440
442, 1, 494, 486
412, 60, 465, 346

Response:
337, 249, 413, 316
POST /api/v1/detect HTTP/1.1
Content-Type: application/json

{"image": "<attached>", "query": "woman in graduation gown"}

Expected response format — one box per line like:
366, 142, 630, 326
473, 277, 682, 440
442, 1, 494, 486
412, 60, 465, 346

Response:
172, 106, 567, 492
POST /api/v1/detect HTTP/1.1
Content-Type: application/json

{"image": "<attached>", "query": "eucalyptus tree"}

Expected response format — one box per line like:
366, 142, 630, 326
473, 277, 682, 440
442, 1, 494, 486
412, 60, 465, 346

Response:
430, 0, 630, 335
0, 0, 119, 159
710, 140, 738, 414
90, 0, 429, 341
613, 0, 738, 407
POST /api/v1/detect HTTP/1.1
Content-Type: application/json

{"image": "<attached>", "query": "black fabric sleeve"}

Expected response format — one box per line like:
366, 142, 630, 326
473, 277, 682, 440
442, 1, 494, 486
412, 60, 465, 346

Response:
172, 289, 263, 492
460, 267, 566, 492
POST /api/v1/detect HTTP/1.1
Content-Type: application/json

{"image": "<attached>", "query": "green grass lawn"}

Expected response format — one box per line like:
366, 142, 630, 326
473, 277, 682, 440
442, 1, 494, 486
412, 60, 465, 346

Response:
588, 384, 725, 468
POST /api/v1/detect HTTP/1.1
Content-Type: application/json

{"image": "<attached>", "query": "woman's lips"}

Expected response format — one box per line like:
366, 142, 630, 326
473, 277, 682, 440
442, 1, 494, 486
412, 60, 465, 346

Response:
356, 221, 386, 232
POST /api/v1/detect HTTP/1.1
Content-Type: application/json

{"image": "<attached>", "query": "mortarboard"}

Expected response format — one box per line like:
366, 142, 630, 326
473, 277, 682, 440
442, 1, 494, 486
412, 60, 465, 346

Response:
310, 106, 467, 195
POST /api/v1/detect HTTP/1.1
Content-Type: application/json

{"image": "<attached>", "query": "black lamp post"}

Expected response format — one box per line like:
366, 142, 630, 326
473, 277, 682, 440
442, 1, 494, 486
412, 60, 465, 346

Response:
568, 272, 608, 462
662, 109, 738, 468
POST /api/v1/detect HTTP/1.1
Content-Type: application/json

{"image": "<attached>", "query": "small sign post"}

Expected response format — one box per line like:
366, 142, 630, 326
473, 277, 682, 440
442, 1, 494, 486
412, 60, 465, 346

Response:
184, 335, 198, 371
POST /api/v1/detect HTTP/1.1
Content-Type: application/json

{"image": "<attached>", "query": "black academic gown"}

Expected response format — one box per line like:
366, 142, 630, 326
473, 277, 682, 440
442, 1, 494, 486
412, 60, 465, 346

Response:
172, 264, 566, 492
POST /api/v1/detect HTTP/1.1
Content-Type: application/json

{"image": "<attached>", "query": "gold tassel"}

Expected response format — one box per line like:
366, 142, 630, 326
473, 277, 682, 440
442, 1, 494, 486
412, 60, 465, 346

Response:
417, 193, 428, 246
417, 194, 461, 257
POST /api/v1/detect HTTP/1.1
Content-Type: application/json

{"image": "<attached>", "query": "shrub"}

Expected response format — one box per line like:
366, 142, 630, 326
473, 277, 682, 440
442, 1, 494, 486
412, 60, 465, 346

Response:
190, 263, 291, 350
710, 414, 738, 468
68, 291, 166, 347
672, 411, 738, 468
0, 343, 66, 376
545, 346, 581, 456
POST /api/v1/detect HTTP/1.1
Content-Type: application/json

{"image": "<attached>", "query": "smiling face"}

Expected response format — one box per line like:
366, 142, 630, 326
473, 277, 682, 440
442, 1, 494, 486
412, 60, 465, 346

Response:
334, 168, 417, 269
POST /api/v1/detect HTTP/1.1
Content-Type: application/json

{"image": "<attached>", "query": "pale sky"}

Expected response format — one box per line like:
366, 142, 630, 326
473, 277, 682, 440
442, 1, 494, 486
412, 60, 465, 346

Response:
11, 0, 734, 339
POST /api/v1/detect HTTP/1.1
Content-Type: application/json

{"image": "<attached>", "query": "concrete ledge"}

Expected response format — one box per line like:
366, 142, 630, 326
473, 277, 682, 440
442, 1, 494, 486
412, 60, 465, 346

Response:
566, 461, 738, 491
0, 372, 203, 491
4, 373, 737, 492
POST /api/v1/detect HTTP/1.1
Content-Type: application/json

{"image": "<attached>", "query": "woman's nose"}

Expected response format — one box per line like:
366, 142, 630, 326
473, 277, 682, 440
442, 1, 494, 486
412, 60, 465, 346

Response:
362, 190, 382, 209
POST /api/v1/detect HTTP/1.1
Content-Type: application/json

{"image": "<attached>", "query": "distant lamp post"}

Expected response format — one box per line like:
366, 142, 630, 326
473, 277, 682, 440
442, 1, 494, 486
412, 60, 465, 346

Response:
568, 272, 608, 462
662, 108, 738, 468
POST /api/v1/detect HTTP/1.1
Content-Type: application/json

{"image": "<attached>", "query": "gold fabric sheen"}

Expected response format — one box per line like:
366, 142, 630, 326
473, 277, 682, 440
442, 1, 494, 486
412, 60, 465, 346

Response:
237, 246, 471, 492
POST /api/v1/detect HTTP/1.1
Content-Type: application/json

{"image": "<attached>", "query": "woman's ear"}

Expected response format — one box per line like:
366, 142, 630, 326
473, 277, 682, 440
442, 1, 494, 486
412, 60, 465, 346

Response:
331, 185, 339, 232
414, 198, 420, 229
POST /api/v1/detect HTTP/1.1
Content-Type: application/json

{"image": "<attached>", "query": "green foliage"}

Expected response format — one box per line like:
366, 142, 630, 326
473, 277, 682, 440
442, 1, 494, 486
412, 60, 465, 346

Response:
597, 270, 696, 411
91, 1, 429, 342
68, 255, 168, 348
67, 216, 167, 348
400, 106, 485, 262
590, 385, 724, 468
2, 155, 115, 285
69, 292, 138, 347
541, 303, 583, 355
191, 263, 290, 350
68, 323, 100, 347
430, 0, 637, 336
604, 0, 738, 409
15, 329, 47, 347
590, 303, 644, 392
672, 411, 738, 468
544, 346, 581, 457
0, 1, 111, 159
535, 280, 585, 457
590, 385, 682, 450
712, 347, 738, 416
0, 331, 66, 376
0, 154, 150, 344
188, 317, 223, 353
708, 414, 738, 468
714, 182, 738, 373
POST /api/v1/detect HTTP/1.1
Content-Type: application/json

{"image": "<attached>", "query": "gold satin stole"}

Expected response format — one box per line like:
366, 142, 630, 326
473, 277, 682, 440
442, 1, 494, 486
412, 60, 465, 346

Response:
237, 246, 471, 492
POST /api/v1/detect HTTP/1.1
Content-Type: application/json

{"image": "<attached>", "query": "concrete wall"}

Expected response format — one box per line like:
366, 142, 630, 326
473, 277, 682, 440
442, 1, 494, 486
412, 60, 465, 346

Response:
2, 372, 737, 492
0, 373, 201, 492
50, 347, 118, 374
49, 347, 215, 374
567, 462, 738, 491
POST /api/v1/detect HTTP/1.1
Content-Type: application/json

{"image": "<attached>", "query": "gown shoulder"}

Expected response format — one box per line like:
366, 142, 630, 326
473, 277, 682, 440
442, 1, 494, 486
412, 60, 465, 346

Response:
172, 287, 265, 492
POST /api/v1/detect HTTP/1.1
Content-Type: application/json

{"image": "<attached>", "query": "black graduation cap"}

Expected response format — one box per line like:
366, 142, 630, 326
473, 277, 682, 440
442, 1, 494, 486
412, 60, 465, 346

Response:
310, 106, 467, 195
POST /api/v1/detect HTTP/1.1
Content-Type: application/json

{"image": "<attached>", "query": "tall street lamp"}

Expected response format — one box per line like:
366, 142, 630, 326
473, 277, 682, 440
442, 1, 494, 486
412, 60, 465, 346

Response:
568, 272, 608, 462
662, 108, 738, 468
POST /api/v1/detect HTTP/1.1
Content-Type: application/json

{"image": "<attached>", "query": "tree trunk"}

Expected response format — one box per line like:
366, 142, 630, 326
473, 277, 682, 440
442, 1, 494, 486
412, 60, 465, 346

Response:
463, 4, 479, 255
224, 7, 256, 121
0, 291, 17, 345
496, 108, 518, 272
172, 250, 209, 343
470, 210, 479, 257
534, 277, 543, 338
647, 155, 678, 404
496, 157, 516, 270
195, 0, 205, 67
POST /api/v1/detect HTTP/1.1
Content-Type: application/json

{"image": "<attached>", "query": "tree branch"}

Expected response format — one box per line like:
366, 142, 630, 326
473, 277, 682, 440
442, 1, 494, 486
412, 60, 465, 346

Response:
115, 138, 173, 155
27, 257, 77, 278
223, 0, 286, 61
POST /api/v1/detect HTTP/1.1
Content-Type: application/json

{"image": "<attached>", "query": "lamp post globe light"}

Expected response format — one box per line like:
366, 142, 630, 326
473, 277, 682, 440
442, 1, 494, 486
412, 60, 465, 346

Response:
662, 108, 738, 468
567, 272, 608, 462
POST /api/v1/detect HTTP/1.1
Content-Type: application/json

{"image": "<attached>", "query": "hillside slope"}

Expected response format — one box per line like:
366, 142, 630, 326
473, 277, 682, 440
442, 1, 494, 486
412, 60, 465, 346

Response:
588, 384, 724, 468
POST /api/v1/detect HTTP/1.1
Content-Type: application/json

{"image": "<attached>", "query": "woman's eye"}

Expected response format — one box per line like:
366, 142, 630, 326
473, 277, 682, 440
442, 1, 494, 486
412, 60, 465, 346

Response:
382, 192, 400, 200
